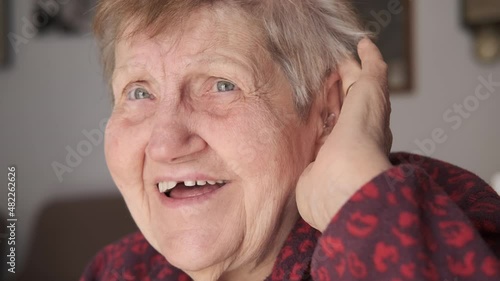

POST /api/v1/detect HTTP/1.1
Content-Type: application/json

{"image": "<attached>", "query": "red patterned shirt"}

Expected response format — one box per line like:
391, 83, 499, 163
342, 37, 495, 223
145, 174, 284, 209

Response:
80, 153, 500, 280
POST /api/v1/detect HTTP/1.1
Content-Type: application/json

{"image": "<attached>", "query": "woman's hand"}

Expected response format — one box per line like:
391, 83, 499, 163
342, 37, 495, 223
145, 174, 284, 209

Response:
296, 38, 394, 232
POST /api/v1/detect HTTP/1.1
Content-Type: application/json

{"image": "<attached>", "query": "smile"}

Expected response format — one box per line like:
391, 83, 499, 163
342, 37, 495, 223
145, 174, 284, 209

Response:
157, 180, 228, 199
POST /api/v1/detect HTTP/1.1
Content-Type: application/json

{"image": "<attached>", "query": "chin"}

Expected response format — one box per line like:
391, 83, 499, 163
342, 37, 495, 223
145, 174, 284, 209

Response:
154, 228, 238, 274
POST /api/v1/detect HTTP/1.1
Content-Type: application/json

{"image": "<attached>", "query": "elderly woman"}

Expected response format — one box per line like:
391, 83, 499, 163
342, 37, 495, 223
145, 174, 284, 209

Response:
81, 0, 500, 280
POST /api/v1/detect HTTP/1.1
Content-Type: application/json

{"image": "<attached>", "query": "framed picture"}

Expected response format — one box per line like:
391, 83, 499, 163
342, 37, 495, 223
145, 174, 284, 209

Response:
351, 0, 414, 92
33, 0, 97, 34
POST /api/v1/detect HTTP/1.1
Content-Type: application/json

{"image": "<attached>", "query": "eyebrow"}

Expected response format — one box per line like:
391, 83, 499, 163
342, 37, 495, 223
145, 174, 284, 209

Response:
190, 53, 259, 81
111, 62, 151, 97
114, 54, 260, 88
194, 52, 251, 67
112, 59, 151, 80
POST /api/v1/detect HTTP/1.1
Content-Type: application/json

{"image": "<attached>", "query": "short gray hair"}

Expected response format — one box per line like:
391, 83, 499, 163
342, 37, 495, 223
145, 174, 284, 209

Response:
93, 0, 366, 116
259, 0, 366, 116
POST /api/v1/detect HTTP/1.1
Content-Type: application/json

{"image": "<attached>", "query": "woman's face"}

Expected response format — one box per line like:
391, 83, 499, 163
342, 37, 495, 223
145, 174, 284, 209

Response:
106, 7, 320, 277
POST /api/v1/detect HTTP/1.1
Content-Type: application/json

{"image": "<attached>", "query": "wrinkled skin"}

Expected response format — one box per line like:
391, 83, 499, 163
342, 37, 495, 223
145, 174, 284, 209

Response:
105, 6, 392, 281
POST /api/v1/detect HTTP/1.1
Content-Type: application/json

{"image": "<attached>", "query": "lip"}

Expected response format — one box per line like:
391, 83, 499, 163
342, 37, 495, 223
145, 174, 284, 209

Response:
154, 181, 229, 209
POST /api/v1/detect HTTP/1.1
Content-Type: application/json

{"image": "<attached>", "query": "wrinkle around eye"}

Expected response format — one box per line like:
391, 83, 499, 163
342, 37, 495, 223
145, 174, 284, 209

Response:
112, 100, 156, 126
113, 80, 156, 104
110, 85, 157, 125
112, 64, 159, 103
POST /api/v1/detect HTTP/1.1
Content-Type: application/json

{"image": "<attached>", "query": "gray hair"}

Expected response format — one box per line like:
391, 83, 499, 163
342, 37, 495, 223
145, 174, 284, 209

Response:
258, 0, 366, 116
93, 0, 366, 116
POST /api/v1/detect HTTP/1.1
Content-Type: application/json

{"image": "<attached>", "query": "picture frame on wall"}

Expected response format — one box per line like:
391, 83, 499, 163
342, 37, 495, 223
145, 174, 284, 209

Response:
351, 0, 413, 92
33, 0, 97, 34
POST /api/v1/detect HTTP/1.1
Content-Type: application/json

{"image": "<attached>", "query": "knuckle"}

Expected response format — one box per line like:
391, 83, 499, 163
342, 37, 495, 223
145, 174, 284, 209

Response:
377, 61, 388, 73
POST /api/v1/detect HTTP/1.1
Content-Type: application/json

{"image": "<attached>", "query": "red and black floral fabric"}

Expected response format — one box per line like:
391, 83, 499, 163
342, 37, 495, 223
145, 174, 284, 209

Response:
80, 153, 500, 280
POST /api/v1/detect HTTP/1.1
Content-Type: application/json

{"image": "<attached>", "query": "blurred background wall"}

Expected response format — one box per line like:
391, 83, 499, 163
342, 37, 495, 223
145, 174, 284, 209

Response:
0, 0, 499, 280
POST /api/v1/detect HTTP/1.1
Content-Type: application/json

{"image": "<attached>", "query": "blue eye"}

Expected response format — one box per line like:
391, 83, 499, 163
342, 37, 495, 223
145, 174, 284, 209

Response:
128, 87, 152, 100
216, 80, 237, 92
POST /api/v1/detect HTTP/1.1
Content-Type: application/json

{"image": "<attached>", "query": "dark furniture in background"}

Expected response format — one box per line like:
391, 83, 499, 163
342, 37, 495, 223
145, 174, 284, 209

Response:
17, 196, 137, 281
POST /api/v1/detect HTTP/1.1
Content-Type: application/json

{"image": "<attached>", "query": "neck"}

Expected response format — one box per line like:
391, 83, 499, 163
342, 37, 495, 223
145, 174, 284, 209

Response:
223, 209, 300, 281
189, 207, 300, 281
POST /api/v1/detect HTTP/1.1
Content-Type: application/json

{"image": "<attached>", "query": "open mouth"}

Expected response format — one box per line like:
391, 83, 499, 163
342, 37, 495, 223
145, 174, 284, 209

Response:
157, 180, 227, 199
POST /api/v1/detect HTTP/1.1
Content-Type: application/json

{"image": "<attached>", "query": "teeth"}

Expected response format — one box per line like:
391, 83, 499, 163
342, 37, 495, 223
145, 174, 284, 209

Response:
158, 180, 226, 192
184, 181, 196, 187
167, 181, 177, 190
158, 181, 178, 193
159, 182, 167, 193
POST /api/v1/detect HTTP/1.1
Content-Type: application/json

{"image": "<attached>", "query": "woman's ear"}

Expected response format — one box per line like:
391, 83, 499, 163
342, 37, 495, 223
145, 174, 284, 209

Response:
314, 70, 342, 155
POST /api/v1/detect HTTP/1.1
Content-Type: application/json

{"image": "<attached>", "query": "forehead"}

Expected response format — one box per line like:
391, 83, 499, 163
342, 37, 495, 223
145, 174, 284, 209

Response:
113, 6, 269, 76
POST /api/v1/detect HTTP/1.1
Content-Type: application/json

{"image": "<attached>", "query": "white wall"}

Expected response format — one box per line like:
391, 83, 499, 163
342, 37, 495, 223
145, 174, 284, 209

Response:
390, 1, 500, 186
0, 0, 499, 276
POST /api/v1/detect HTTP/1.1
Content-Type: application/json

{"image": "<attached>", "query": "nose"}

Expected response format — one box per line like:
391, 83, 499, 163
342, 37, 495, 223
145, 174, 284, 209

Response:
146, 112, 207, 164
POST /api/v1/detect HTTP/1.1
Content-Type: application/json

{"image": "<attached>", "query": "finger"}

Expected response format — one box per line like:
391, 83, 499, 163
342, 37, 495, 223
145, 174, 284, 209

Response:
358, 38, 384, 62
358, 38, 388, 83
337, 57, 361, 96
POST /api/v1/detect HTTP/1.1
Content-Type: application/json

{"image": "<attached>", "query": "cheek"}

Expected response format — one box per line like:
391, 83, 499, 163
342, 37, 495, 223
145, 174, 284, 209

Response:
105, 114, 161, 249
212, 110, 279, 179
215, 107, 302, 207
228, 112, 310, 182
104, 114, 151, 190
